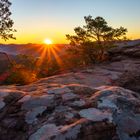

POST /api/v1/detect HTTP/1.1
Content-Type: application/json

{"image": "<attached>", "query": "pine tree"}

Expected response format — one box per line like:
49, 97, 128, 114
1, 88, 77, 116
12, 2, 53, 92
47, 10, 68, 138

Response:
66, 15, 127, 63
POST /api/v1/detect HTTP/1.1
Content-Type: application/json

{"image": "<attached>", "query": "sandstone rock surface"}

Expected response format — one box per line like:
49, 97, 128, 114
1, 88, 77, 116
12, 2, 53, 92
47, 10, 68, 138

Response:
0, 44, 140, 140
0, 84, 140, 140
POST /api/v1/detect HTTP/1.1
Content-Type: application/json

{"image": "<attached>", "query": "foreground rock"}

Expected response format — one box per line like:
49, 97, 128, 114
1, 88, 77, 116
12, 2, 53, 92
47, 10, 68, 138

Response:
0, 43, 140, 140
0, 84, 140, 140
1, 43, 140, 91
108, 43, 140, 92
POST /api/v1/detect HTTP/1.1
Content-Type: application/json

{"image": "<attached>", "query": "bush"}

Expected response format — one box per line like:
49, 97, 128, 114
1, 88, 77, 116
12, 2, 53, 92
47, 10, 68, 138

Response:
15, 54, 37, 71
5, 69, 37, 85
38, 59, 60, 77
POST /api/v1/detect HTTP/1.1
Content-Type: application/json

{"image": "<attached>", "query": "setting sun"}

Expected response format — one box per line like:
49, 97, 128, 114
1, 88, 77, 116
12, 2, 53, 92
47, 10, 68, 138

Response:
44, 39, 53, 45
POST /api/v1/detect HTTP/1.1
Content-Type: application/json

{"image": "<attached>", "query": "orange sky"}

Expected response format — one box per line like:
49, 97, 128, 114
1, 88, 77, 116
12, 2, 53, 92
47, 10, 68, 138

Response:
0, 0, 140, 44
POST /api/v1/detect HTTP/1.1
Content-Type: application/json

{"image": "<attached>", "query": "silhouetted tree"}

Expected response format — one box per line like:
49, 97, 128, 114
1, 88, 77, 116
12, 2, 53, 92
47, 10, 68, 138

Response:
0, 0, 16, 65
0, 0, 16, 40
66, 15, 127, 63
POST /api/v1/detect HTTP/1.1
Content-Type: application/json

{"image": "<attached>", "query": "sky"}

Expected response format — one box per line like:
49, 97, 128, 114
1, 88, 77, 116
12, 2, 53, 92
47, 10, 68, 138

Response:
1, 0, 140, 44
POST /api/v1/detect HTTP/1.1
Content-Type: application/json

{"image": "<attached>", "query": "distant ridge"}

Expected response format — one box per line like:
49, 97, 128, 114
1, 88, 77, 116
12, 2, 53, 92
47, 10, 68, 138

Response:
0, 44, 69, 56
0, 39, 140, 56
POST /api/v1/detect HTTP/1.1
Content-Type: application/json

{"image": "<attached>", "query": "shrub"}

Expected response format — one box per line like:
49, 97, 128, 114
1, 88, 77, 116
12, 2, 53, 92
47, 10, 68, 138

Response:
38, 59, 60, 77
15, 54, 37, 71
5, 68, 37, 85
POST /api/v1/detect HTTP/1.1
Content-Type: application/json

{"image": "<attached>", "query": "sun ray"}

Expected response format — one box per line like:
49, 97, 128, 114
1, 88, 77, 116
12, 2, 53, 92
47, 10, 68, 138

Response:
50, 46, 63, 66
36, 45, 47, 67
35, 40, 64, 75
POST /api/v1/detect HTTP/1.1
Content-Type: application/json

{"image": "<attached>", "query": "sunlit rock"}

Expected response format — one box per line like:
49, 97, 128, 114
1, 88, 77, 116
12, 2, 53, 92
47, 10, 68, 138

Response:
0, 89, 10, 97
18, 95, 31, 103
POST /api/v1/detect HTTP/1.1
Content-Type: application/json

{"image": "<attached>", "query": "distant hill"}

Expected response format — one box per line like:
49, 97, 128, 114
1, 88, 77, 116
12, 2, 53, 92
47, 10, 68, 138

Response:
116, 39, 140, 47
0, 39, 140, 74
0, 44, 69, 57
0, 39, 140, 56
0, 44, 70, 74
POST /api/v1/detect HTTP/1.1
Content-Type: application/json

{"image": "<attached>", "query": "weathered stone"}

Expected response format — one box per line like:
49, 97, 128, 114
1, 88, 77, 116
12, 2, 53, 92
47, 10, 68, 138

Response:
55, 105, 72, 112
70, 100, 86, 108
67, 84, 97, 95
98, 97, 118, 110
49, 106, 76, 125
0, 99, 5, 110
115, 70, 140, 92
47, 87, 71, 94
79, 108, 113, 122
114, 113, 140, 140
18, 95, 31, 103
54, 124, 81, 140
22, 95, 54, 110
25, 106, 46, 124
62, 93, 79, 101
29, 124, 59, 140
0, 89, 10, 97
4, 91, 25, 104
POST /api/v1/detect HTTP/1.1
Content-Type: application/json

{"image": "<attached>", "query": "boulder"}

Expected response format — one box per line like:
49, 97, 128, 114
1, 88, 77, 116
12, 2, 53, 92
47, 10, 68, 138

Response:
0, 84, 139, 140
